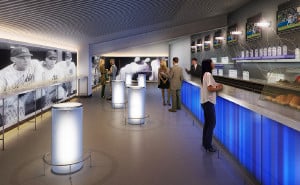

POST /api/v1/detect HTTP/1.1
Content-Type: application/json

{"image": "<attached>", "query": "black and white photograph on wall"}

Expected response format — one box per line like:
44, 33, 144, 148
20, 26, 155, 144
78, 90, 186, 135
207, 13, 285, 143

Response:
0, 44, 77, 128
213, 30, 223, 49
204, 35, 211, 51
197, 39, 203, 52
246, 14, 262, 41
0, 95, 18, 128
191, 41, 196, 53
102, 57, 168, 82
60, 51, 77, 96
227, 24, 239, 45
91, 56, 100, 87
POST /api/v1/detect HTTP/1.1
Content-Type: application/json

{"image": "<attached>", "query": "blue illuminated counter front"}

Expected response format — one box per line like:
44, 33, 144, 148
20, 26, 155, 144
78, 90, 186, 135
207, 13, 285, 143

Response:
181, 80, 300, 185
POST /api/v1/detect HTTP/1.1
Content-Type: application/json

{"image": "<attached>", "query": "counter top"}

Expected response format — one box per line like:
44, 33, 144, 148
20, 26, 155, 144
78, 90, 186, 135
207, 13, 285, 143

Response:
184, 79, 300, 132
214, 75, 300, 92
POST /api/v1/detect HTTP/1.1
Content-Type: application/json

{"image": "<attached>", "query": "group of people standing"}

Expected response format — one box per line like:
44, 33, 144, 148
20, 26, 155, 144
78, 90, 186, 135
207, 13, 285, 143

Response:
158, 57, 223, 152
158, 57, 183, 112
99, 58, 117, 99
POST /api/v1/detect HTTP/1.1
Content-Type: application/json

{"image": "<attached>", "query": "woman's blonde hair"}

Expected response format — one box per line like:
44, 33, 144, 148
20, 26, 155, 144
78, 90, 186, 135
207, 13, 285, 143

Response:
99, 59, 105, 66
160, 59, 167, 69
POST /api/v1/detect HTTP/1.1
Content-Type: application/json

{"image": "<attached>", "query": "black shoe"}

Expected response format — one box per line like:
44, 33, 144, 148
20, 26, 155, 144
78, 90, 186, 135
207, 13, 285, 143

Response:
168, 109, 177, 112
206, 147, 217, 153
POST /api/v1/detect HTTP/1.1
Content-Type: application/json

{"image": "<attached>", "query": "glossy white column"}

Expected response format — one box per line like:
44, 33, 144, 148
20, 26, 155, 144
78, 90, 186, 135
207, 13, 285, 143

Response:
51, 102, 83, 174
112, 80, 125, 108
125, 73, 132, 87
127, 86, 146, 124
138, 74, 146, 88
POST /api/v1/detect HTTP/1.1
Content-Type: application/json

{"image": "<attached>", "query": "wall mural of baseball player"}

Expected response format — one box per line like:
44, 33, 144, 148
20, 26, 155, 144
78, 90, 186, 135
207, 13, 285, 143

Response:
0, 45, 77, 128
100, 57, 167, 82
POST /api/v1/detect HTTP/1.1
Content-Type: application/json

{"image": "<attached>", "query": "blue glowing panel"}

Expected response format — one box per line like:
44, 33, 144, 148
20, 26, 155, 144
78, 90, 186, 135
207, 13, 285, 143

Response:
238, 106, 262, 182
181, 81, 300, 185
262, 117, 300, 185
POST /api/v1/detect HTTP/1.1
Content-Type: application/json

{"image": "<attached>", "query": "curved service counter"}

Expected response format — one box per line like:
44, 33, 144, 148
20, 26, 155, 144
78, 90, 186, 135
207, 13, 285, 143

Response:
181, 78, 300, 185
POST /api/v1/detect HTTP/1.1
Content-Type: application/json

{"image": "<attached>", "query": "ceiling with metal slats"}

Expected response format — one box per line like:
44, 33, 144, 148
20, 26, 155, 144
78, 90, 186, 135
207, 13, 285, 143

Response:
0, 0, 250, 48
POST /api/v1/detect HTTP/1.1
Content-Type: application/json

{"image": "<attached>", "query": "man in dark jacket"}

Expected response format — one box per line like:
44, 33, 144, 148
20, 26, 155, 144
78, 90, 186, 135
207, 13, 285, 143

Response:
185, 58, 201, 78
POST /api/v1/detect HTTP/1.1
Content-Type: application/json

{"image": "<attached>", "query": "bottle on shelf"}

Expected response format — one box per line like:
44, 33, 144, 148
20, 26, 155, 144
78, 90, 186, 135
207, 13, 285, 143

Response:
255, 49, 259, 57
241, 51, 245, 58
267, 46, 272, 56
250, 49, 254, 57
245, 50, 249, 58
259, 48, 264, 57
272, 46, 277, 56
295, 47, 300, 59
277, 46, 282, 56
263, 47, 268, 56
282, 45, 288, 56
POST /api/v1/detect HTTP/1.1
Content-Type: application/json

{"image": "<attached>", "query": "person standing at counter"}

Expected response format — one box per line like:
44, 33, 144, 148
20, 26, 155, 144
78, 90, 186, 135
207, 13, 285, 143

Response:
185, 58, 201, 78
201, 59, 223, 152
99, 59, 107, 99
168, 57, 183, 112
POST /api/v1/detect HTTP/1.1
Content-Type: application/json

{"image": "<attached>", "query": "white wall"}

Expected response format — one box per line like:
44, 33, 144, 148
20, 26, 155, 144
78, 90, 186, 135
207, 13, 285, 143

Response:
169, 36, 191, 80
102, 41, 168, 57
77, 43, 92, 96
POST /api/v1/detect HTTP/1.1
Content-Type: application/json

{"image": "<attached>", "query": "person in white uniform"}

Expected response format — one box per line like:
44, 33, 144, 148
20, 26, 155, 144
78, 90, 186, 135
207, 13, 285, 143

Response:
0, 47, 43, 126
41, 50, 66, 104
57, 51, 77, 95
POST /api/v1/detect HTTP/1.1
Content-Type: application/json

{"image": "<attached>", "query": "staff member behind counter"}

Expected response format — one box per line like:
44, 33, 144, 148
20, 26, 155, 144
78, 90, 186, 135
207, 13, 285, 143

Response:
185, 58, 201, 78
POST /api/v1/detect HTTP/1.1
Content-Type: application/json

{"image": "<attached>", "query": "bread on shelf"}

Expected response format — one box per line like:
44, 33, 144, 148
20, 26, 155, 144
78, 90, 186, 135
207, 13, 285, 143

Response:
289, 96, 300, 108
273, 94, 295, 105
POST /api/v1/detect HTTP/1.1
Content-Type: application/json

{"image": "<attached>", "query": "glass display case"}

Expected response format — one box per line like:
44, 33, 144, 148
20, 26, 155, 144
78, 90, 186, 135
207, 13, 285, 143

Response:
261, 67, 300, 111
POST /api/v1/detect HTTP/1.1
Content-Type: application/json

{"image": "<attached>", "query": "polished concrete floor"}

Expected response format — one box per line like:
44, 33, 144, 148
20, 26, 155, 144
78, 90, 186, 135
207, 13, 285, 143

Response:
0, 84, 258, 185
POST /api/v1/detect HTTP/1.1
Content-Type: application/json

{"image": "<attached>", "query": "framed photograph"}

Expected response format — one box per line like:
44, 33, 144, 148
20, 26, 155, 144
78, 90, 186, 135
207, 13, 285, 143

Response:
213, 30, 222, 49
277, 1, 300, 34
196, 39, 202, 52
246, 14, 262, 41
204, 35, 211, 51
191, 41, 196, 53
227, 24, 239, 45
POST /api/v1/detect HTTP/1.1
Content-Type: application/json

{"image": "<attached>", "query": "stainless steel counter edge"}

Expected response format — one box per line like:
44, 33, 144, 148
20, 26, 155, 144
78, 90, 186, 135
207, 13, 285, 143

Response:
184, 80, 300, 132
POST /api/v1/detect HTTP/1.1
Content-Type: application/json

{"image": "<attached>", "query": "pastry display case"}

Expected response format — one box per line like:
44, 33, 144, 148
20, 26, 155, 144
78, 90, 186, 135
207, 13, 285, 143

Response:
261, 67, 300, 111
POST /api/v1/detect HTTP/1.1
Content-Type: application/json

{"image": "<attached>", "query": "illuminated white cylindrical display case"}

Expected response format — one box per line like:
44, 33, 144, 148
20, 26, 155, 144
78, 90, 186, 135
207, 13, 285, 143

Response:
51, 102, 83, 174
125, 73, 132, 87
112, 80, 125, 108
138, 74, 146, 88
127, 86, 146, 124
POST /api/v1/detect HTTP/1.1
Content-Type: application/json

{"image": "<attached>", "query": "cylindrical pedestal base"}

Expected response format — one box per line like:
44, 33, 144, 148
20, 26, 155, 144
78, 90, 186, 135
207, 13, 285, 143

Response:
125, 73, 132, 87
138, 74, 146, 88
127, 86, 146, 124
112, 80, 125, 108
51, 102, 83, 174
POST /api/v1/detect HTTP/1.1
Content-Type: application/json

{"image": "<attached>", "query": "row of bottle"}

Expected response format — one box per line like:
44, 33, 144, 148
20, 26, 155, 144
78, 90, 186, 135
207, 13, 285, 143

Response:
240, 45, 288, 58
